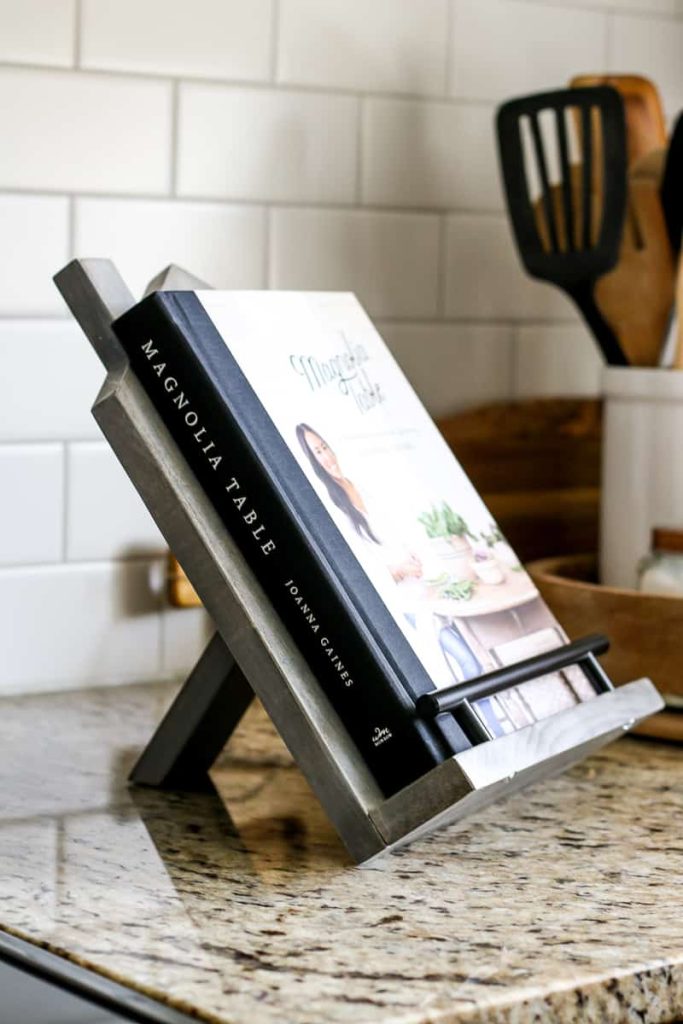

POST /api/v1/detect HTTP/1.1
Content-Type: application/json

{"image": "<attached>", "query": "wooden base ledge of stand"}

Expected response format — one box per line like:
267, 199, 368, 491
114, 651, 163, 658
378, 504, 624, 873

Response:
368, 678, 661, 857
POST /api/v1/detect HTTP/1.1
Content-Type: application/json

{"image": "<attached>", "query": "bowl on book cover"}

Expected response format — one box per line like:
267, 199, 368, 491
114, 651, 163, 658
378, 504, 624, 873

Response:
527, 553, 683, 741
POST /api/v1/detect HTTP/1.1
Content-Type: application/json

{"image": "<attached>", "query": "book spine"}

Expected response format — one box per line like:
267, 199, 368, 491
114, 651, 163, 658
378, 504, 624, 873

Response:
113, 298, 450, 797
162, 293, 471, 762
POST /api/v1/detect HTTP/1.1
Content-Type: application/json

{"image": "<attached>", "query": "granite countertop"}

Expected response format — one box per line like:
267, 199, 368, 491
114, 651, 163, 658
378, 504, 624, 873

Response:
0, 681, 682, 1024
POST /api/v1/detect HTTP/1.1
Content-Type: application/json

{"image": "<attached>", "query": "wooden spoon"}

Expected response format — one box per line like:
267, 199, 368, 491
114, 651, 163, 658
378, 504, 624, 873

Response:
594, 166, 675, 366
630, 147, 665, 185
569, 74, 666, 166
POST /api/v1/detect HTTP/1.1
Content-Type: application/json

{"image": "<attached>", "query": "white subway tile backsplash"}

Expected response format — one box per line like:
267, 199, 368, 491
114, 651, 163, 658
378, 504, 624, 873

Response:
0, 320, 102, 442
609, 13, 683, 116
513, 323, 604, 398
74, 198, 266, 296
277, 0, 449, 95
161, 606, 212, 681
0, 444, 63, 566
0, 195, 69, 316
0, 561, 161, 694
0, 68, 171, 194
66, 442, 164, 562
379, 322, 513, 417
444, 214, 575, 320
450, 0, 607, 102
0, 0, 679, 698
270, 208, 440, 318
0, 0, 75, 67
81, 0, 272, 81
362, 98, 501, 210
177, 84, 358, 203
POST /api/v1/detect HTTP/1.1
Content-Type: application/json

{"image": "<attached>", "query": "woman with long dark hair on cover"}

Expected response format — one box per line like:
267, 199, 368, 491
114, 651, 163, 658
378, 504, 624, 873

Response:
296, 423, 482, 682
295, 424, 380, 542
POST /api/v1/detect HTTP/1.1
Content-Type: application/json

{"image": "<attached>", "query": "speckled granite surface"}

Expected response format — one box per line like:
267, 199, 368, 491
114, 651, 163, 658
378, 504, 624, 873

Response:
0, 681, 682, 1024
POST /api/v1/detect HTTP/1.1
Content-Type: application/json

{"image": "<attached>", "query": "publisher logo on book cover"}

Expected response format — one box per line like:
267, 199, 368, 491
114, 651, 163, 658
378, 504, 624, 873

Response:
372, 725, 393, 748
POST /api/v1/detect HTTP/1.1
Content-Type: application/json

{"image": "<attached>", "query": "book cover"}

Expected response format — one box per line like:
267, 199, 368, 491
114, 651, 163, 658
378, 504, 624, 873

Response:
115, 294, 471, 798
114, 288, 597, 792
194, 290, 597, 737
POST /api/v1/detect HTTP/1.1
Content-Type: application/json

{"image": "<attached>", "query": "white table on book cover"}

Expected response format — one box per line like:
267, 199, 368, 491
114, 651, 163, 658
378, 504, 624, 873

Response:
427, 570, 539, 618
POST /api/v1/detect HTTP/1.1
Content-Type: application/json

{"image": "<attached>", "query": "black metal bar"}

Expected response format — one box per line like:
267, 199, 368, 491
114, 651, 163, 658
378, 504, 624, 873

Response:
582, 651, 614, 694
415, 634, 610, 719
130, 630, 255, 789
456, 700, 493, 743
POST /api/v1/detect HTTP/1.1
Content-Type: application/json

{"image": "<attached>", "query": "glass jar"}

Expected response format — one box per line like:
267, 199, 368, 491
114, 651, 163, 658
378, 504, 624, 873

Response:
637, 528, 683, 597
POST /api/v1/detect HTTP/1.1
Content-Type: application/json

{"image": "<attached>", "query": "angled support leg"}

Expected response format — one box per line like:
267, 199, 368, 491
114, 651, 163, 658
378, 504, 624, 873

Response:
130, 631, 255, 790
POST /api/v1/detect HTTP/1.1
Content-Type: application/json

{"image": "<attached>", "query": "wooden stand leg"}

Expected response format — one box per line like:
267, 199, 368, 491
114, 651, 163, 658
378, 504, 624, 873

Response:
130, 632, 255, 790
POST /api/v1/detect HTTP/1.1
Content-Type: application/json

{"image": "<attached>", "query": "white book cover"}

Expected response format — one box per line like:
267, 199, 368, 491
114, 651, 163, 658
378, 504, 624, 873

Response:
198, 290, 596, 738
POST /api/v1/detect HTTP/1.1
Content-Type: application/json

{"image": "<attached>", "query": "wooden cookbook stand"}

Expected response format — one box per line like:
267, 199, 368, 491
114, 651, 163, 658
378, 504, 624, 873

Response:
54, 258, 663, 864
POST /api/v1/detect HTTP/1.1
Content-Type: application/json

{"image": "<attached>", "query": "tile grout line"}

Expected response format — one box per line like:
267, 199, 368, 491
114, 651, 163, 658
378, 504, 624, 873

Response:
444, 0, 455, 98
0, 313, 71, 322
518, 0, 682, 18
73, 0, 82, 68
0, 311, 580, 329
61, 442, 70, 562
436, 215, 448, 319
355, 97, 364, 204
509, 322, 520, 400
0, 185, 506, 218
0, 58, 503, 107
263, 206, 271, 287
169, 79, 180, 196
367, 315, 581, 326
0, 435, 112, 446
67, 195, 76, 259
605, 10, 614, 68
269, 0, 280, 83
0, 554, 169, 575
157, 553, 165, 680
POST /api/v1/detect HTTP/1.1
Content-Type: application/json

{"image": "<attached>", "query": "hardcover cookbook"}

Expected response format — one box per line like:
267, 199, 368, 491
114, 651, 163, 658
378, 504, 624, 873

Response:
114, 290, 599, 796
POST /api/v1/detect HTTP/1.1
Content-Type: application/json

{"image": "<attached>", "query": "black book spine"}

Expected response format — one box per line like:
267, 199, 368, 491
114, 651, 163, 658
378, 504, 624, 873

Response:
153, 293, 472, 762
113, 296, 452, 797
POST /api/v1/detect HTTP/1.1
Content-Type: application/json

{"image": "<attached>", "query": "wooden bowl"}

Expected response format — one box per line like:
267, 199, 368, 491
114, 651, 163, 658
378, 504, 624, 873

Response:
527, 553, 683, 741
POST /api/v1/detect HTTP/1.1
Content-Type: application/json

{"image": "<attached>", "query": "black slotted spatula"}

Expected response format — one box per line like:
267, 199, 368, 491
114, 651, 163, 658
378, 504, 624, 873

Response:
496, 86, 628, 366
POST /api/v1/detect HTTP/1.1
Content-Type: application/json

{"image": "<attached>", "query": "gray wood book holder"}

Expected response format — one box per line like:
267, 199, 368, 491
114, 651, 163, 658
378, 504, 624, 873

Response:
54, 258, 663, 865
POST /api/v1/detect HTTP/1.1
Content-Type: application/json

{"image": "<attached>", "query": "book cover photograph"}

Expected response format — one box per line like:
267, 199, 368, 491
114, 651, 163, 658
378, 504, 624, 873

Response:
193, 291, 597, 738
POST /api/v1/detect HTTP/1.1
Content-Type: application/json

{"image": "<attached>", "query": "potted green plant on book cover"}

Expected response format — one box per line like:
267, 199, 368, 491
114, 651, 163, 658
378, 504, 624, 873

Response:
418, 502, 477, 581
